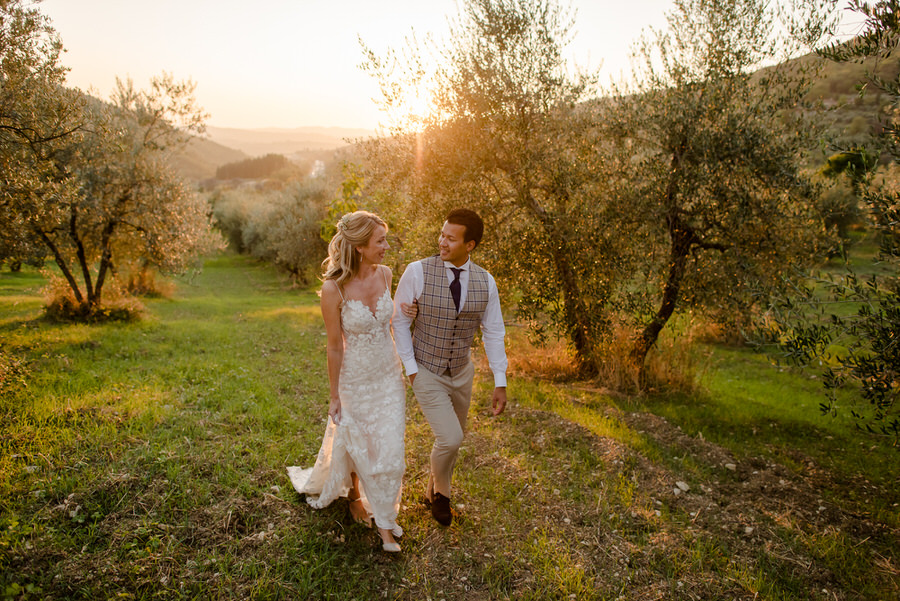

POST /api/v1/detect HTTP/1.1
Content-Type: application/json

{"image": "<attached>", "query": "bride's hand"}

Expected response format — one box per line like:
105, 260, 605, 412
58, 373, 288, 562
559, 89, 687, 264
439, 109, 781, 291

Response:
328, 397, 342, 425
400, 298, 418, 319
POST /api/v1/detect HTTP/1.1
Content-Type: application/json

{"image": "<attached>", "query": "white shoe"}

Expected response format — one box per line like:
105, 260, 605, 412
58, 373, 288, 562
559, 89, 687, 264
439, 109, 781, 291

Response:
378, 527, 401, 553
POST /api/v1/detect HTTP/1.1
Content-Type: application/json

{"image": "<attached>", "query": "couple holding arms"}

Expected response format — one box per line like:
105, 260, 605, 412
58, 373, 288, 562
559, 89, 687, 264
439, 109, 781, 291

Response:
287, 208, 508, 553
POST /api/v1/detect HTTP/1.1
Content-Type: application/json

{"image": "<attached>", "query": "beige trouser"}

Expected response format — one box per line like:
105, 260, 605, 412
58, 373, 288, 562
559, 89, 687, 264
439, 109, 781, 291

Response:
412, 361, 475, 498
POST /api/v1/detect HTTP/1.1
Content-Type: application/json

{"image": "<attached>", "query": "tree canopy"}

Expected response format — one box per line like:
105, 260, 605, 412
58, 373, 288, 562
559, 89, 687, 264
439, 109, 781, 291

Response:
768, 0, 900, 442
215, 153, 294, 180
0, 1, 217, 319
0, 0, 81, 270
605, 0, 832, 371
360, 0, 833, 381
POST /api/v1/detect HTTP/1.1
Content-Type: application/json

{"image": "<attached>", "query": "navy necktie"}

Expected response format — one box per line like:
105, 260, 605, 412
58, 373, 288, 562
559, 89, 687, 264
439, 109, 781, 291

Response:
450, 268, 462, 312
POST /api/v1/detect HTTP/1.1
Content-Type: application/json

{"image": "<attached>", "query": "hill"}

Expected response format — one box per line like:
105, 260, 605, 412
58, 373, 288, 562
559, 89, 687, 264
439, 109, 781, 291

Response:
173, 136, 247, 181
172, 52, 900, 183
204, 126, 374, 158
171, 126, 373, 183
800, 51, 900, 148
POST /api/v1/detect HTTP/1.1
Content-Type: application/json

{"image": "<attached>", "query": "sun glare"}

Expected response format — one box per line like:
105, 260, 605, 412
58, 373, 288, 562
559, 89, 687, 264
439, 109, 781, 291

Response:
393, 84, 434, 132
406, 86, 432, 121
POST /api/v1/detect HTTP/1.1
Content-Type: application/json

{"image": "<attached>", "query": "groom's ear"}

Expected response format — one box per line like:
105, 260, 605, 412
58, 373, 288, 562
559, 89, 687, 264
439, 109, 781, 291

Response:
465, 239, 477, 253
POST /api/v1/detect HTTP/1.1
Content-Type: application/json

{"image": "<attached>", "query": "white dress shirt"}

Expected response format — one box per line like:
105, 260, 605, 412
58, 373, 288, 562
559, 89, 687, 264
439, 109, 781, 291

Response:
393, 258, 507, 387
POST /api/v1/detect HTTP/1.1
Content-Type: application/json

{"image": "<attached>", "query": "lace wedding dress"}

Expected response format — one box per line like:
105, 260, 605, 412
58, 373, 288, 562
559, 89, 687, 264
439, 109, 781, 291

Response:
287, 286, 406, 533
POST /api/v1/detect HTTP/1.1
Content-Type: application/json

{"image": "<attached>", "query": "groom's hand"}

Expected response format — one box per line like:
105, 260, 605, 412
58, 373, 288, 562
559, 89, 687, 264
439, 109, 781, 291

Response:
491, 387, 507, 416
408, 373, 416, 386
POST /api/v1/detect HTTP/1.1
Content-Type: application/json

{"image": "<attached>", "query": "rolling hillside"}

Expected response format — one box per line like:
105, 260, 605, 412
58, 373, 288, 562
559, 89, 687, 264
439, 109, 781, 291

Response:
204, 126, 374, 157
173, 126, 373, 182
173, 136, 247, 181
801, 51, 900, 148
174, 52, 900, 183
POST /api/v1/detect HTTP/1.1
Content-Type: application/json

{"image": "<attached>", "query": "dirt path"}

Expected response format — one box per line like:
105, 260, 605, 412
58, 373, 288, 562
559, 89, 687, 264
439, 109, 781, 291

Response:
397, 400, 899, 600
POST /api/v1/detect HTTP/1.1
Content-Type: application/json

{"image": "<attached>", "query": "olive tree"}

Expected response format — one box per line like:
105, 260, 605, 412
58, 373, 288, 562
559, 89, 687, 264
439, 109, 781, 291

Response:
33, 75, 213, 317
361, 0, 625, 374
209, 179, 331, 285
603, 0, 834, 373
770, 0, 900, 441
360, 0, 833, 380
0, 0, 83, 271
2, 1, 216, 318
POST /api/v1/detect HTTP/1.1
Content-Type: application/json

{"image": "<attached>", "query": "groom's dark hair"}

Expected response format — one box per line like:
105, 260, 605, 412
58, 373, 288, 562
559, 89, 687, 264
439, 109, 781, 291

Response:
446, 209, 484, 249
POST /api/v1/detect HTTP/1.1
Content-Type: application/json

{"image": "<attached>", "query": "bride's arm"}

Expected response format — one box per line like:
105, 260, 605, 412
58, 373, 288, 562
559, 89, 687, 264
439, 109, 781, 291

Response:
321, 280, 344, 424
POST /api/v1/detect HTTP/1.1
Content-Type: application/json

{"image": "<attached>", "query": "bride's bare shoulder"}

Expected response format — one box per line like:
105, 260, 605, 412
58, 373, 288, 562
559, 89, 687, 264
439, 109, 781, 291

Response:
380, 264, 394, 282
320, 279, 342, 302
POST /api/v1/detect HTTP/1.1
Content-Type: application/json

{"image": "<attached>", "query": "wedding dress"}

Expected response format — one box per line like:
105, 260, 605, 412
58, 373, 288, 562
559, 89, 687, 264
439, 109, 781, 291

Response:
287, 285, 406, 533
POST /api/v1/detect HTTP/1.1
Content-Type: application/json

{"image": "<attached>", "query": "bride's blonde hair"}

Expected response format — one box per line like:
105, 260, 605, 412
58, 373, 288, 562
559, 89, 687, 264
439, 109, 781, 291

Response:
322, 210, 387, 288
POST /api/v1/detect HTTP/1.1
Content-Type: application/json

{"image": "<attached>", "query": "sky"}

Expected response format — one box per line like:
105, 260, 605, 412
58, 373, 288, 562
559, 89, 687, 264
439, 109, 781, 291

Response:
38, 0, 858, 131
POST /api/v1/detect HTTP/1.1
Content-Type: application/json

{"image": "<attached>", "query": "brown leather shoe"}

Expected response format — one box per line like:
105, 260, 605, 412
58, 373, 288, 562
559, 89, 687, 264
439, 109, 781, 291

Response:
431, 492, 452, 526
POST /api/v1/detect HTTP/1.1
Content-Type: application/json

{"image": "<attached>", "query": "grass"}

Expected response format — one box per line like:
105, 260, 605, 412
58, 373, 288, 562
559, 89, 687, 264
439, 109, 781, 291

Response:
1, 253, 897, 600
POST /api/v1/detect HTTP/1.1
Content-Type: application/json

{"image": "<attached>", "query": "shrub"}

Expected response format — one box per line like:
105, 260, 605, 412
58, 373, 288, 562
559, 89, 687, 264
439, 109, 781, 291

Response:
592, 319, 701, 395
505, 315, 701, 395
208, 180, 329, 284
42, 276, 143, 322
208, 189, 252, 253
124, 265, 176, 298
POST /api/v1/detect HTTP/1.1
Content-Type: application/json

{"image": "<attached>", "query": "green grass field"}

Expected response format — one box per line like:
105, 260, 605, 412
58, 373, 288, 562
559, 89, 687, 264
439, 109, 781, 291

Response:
1, 254, 896, 600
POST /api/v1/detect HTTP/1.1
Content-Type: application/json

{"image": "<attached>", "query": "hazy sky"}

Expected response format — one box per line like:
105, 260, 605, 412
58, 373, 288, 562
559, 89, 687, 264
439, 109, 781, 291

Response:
38, 0, 857, 131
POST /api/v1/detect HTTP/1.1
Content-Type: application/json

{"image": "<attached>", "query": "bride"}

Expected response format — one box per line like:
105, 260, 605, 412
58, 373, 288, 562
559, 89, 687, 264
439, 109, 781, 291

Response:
288, 210, 412, 553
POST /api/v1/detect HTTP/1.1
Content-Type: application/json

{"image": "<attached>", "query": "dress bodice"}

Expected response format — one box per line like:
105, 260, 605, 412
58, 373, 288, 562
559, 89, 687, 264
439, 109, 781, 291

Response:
337, 286, 402, 404
341, 288, 394, 341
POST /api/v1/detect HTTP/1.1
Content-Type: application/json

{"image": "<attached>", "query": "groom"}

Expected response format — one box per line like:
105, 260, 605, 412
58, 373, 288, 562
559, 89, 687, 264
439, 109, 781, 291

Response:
393, 208, 508, 526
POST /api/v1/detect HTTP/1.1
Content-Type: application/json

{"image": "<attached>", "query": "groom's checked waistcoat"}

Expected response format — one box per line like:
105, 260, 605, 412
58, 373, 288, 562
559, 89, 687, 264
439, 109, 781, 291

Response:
412, 255, 489, 376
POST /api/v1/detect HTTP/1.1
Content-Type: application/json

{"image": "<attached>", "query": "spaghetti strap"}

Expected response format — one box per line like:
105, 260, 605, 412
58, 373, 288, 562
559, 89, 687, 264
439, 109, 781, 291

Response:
381, 265, 390, 290
336, 284, 345, 302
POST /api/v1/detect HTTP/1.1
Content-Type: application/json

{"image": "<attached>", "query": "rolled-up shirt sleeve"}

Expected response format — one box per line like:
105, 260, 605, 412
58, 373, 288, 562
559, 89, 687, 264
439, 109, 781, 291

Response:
481, 274, 508, 388
392, 260, 423, 377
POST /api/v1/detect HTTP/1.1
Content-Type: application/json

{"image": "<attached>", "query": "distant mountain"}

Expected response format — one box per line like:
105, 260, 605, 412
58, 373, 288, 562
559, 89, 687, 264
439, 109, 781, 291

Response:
173, 51, 899, 183
804, 52, 900, 148
204, 126, 375, 158
174, 136, 247, 181
171, 126, 373, 183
